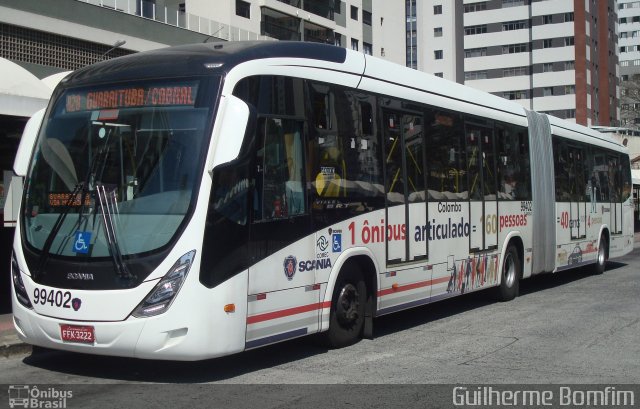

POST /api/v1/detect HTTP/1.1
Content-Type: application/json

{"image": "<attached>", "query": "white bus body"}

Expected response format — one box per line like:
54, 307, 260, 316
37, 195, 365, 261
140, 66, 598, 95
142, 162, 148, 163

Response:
11, 42, 633, 360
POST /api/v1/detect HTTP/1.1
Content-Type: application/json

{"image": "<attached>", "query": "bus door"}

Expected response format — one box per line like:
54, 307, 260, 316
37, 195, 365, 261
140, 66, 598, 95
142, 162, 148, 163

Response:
609, 154, 623, 235
247, 117, 318, 345
383, 111, 427, 264
568, 145, 587, 240
465, 122, 498, 252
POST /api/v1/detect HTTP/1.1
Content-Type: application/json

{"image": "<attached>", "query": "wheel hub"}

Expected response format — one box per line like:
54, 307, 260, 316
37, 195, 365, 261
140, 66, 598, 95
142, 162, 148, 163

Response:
336, 283, 359, 326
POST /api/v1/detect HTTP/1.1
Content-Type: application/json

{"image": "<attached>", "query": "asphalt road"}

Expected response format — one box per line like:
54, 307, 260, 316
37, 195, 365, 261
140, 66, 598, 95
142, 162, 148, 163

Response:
0, 248, 638, 407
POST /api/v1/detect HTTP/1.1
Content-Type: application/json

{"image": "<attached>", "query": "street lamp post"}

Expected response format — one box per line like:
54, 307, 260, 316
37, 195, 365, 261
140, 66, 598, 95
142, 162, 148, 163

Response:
101, 40, 127, 60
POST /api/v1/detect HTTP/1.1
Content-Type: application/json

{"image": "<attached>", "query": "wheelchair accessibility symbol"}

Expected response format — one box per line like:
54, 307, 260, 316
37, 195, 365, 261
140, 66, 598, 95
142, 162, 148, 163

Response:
73, 231, 91, 254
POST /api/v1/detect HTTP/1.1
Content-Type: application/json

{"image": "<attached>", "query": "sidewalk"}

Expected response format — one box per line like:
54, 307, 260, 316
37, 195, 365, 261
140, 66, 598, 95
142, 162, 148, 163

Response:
1, 233, 640, 358
0, 313, 30, 357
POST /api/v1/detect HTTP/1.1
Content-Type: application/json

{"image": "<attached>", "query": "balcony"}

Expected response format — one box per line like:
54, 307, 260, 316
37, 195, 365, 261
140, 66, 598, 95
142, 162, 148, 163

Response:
277, 0, 336, 21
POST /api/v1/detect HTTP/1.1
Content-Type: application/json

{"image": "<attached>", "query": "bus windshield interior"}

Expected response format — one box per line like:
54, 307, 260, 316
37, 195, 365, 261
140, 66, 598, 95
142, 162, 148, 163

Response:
22, 78, 214, 258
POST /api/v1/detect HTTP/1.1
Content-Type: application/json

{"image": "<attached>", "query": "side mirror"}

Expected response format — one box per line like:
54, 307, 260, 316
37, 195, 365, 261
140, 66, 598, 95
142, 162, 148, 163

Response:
5, 108, 45, 226
14, 108, 45, 177
209, 95, 250, 171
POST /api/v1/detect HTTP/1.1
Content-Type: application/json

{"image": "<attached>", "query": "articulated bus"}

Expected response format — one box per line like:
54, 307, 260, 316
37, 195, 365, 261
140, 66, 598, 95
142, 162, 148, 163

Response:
10, 42, 633, 360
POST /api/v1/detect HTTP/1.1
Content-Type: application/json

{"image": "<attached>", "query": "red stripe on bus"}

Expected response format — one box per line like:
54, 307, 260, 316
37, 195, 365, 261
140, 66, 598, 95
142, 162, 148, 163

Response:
248, 275, 452, 325
247, 301, 332, 325
377, 276, 450, 297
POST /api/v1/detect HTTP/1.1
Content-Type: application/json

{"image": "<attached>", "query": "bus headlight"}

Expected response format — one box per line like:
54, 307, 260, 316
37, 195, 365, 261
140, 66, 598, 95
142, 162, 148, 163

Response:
132, 250, 196, 318
11, 253, 33, 309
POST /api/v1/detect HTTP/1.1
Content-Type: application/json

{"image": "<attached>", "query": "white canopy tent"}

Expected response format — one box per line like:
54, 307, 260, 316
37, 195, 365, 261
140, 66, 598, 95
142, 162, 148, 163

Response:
0, 57, 50, 117
0, 58, 69, 117
2, 63, 71, 226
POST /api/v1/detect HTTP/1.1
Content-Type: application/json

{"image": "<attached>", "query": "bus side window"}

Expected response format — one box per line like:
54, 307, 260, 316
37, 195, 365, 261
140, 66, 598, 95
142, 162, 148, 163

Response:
424, 108, 466, 200
255, 118, 305, 221
621, 154, 632, 202
496, 124, 531, 200
553, 137, 571, 201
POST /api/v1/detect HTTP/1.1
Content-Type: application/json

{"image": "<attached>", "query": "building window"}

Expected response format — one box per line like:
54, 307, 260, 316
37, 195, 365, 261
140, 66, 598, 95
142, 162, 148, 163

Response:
503, 20, 527, 31
351, 5, 358, 20
502, 0, 525, 7
503, 66, 528, 77
236, 0, 250, 18
502, 43, 528, 54
465, 25, 487, 35
363, 10, 372, 26
542, 63, 553, 72
564, 12, 574, 22
363, 42, 372, 55
465, 70, 487, 80
503, 90, 527, 100
565, 109, 576, 118
621, 46, 627, 53
434, 27, 443, 37
543, 39, 553, 48
564, 85, 575, 94
434, 5, 442, 15
464, 2, 487, 13
435, 72, 443, 78
543, 87, 554, 96
565, 37, 574, 46
334, 33, 342, 47
464, 47, 487, 58
434, 50, 443, 60
620, 17, 628, 24
564, 61, 575, 70
351, 38, 359, 51
543, 15, 553, 24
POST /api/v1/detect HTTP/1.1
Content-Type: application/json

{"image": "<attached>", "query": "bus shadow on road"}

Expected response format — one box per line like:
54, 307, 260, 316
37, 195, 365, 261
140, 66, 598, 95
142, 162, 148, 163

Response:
367, 261, 627, 339
21, 261, 626, 383
21, 335, 333, 383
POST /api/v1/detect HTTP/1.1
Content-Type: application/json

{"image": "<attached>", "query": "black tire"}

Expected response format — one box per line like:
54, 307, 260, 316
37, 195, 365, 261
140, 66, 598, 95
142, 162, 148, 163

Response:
324, 266, 366, 348
594, 234, 608, 275
496, 244, 521, 301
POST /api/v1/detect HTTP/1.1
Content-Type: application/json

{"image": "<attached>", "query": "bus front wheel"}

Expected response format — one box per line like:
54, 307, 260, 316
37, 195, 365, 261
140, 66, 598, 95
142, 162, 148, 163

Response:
594, 234, 608, 275
496, 244, 521, 301
324, 266, 366, 348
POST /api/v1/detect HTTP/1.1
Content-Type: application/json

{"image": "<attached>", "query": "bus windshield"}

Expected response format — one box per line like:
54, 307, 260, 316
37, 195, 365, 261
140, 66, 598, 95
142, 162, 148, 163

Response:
22, 77, 216, 260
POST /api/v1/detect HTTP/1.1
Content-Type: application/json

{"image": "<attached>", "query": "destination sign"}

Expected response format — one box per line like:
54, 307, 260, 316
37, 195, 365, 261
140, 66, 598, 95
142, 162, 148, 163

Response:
65, 82, 198, 113
48, 192, 91, 208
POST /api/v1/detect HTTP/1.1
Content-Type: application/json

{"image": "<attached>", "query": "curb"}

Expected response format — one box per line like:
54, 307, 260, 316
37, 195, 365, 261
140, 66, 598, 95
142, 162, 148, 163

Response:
0, 340, 31, 358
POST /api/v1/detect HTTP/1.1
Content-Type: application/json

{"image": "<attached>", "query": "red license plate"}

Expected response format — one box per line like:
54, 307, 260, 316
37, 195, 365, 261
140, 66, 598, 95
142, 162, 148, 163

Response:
60, 324, 95, 344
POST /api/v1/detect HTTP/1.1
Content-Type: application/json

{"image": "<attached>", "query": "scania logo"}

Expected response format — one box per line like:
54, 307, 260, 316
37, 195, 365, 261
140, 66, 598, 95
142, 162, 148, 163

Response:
283, 255, 297, 280
71, 298, 82, 311
67, 273, 94, 280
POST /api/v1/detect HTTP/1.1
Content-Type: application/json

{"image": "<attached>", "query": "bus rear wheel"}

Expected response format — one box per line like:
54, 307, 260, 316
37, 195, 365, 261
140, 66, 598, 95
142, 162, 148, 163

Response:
324, 267, 366, 348
594, 234, 608, 275
496, 244, 521, 301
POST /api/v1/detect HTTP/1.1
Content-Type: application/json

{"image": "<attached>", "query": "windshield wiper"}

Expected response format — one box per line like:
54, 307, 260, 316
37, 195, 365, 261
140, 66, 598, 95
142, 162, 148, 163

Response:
95, 182, 134, 281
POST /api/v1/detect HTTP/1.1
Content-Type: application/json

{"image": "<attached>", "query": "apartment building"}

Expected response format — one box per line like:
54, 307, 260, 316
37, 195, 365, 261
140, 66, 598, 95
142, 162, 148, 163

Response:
619, 0, 640, 127
406, 0, 464, 82
409, 0, 618, 127
183, 0, 404, 63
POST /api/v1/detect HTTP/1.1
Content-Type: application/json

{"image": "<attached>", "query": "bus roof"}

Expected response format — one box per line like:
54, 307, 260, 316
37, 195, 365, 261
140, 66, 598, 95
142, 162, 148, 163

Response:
61, 41, 348, 87
59, 41, 627, 153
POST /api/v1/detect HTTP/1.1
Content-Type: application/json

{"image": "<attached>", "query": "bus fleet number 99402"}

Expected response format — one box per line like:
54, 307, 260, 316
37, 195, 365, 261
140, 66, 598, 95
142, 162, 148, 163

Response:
33, 288, 72, 308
